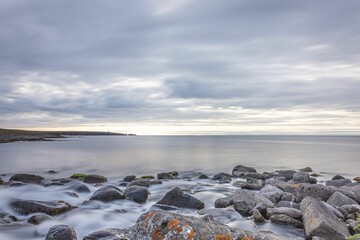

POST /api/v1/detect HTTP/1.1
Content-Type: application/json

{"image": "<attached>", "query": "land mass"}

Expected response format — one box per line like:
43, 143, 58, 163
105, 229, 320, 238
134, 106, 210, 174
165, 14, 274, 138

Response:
0, 128, 136, 143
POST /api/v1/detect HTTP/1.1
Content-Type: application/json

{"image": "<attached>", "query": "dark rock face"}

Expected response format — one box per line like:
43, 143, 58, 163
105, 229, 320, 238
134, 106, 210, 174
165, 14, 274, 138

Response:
9, 174, 44, 184
45, 224, 77, 240
84, 174, 107, 184
90, 185, 125, 202
156, 187, 205, 210
124, 186, 149, 203
27, 213, 52, 225
327, 191, 358, 207
269, 214, 303, 228
293, 171, 310, 183
11, 200, 73, 216
297, 184, 334, 202
83, 228, 131, 240
326, 179, 352, 187
198, 174, 209, 179
301, 197, 350, 239
123, 175, 136, 182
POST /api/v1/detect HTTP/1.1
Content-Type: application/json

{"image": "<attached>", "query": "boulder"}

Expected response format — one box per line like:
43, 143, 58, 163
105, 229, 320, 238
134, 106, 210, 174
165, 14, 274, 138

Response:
252, 209, 265, 223
269, 214, 303, 228
66, 180, 91, 193
267, 207, 302, 220
124, 186, 149, 203
123, 175, 136, 182
45, 224, 77, 240
297, 184, 333, 202
293, 171, 310, 183
83, 228, 132, 240
277, 170, 296, 181
265, 179, 299, 195
232, 189, 274, 215
332, 175, 345, 180
259, 184, 284, 203
198, 174, 209, 179
157, 172, 174, 180
233, 180, 264, 190
276, 201, 300, 210
11, 200, 73, 215
90, 185, 125, 202
214, 198, 232, 208
0, 211, 17, 224
342, 204, 360, 215
353, 177, 360, 182
300, 197, 350, 239
281, 192, 296, 202
27, 213, 52, 225
233, 171, 268, 180
9, 174, 44, 184
299, 167, 313, 172
232, 165, 257, 174
128, 179, 151, 188
84, 174, 107, 184
156, 187, 204, 210
327, 191, 358, 207
326, 179, 352, 187
211, 173, 232, 183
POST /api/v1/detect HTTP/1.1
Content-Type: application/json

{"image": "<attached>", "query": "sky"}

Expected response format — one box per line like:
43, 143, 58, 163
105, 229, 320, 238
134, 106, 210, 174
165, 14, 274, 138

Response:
0, 0, 360, 135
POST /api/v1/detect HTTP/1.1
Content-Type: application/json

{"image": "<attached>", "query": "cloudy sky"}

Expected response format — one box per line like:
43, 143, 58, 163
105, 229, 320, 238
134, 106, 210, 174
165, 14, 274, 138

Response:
1, 0, 360, 135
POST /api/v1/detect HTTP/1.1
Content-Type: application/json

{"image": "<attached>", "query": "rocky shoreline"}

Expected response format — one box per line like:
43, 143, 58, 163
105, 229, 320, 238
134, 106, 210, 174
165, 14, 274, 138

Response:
0, 166, 359, 240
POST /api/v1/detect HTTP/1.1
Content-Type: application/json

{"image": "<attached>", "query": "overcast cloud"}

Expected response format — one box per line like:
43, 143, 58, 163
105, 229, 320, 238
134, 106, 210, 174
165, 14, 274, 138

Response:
0, 0, 359, 134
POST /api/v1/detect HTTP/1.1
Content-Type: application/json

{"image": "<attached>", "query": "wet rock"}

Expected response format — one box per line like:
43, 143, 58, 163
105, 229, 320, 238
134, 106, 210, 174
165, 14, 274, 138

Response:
128, 179, 150, 187
65, 192, 79, 198
276, 201, 300, 210
11, 200, 73, 216
90, 185, 125, 202
45, 224, 77, 240
66, 180, 91, 193
265, 179, 299, 195
0, 178, 4, 185
301, 197, 350, 239
293, 171, 310, 183
123, 175, 136, 182
322, 202, 345, 220
198, 173, 209, 179
253, 209, 265, 223
157, 172, 175, 180
9, 173, 44, 184
0, 211, 17, 224
124, 186, 149, 203
156, 187, 204, 210
267, 207, 302, 220
327, 191, 358, 207
233, 171, 268, 180
27, 213, 52, 225
232, 164, 257, 174
140, 175, 155, 179
211, 173, 232, 183
132, 210, 247, 239
299, 167, 313, 172
326, 179, 352, 187
309, 177, 318, 184
83, 228, 132, 240
232, 189, 274, 215
259, 184, 284, 203
270, 214, 303, 228
70, 173, 87, 180
332, 175, 345, 180
84, 174, 107, 184
342, 204, 360, 215
48, 170, 57, 174
9, 182, 26, 187
277, 170, 296, 181
353, 176, 360, 182
214, 198, 232, 208
233, 179, 264, 190
281, 192, 296, 202
297, 184, 334, 202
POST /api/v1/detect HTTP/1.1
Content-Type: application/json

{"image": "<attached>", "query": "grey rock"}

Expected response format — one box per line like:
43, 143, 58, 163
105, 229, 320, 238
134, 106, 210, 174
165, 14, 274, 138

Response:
128, 179, 150, 187
66, 180, 91, 193
327, 191, 357, 207
232, 189, 274, 215
232, 165, 257, 174
297, 184, 334, 202
267, 207, 302, 220
156, 187, 204, 210
276, 201, 300, 210
270, 214, 303, 228
233, 180, 264, 190
11, 200, 73, 216
326, 179, 352, 187
84, 174, 107, 184
212, 173, 232, 183
342, 204, 360, 215
214, 198, 231, 208
259, 184, 284, 203
45, 224, 77, 240
124, 186, 149, 203
198, 173, 209, 179
0, 211, 17, 224
123, 175, 136, 182
265, 178, 298, 195
253, 209, 265, 222
281, 192, 296, 202
322, 202, 345, 220
27, 213, 52, 225
83, 228, 132, 240
277, 170, 296, 181
309, 177, 318, 184
293, 171, 310, 183
301, 197, 350, 239
233, 171, 268, 180
332, 175, 345, 180
157, 172, 174, 179
90, 185, 124, 202
9, 174, 44, 184
299, 167, 313, 172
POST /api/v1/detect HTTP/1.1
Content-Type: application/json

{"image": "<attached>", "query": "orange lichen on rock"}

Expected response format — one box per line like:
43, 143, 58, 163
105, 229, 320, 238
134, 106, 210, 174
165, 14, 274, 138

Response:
240, 236, 254, 240
152, 227, 163, 240
214, 235, 232, 240
167, 219, 181, 230
186, 229, 196, 240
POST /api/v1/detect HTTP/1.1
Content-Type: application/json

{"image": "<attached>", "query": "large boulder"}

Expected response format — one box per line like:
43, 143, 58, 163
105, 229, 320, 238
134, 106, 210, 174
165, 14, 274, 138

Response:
277, 170, 296, 181
124, 186, 149, 203
84, 174, 107, 184
326, 179, 352, 187
297, 184, 333, 202
232, 165, 257, 174
300, 197, 350, 239
156, 187, 204, 210
259, 184, 284, 203
11, 200, 73, 216
232, 189, 274, 215
157, 171, 178, 179
90, 185, 124, 202
45, 224, 77, 240
293, 171, 310, 183
327, 191, 358, 207
9, 174, 44, 184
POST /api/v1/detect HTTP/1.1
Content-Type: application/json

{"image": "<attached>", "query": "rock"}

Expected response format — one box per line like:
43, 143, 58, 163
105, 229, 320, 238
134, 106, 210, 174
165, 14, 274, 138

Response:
70, 173, 87, 180
300, 167, 313, 172
214, 198, 232, 208
128, 179, 150, 188
156, 187, 204, 210
48, 170, 57, 174
123, 175, 136, 182
322, 202, 345, 220
90, 185, 125, 202
342, 204, 360, 215
270, 214, 303, 228
9, 174, 44, 184
27, 213, 52, 225
326, 179, 352, 187
157, 172, 174, 180
353, 177, 360, 182
11, 200, 73, 216
253, 209, 265, 222
309, 177, 318, 184
265, 179, 298, 195
332, 175, 345, 180
233, 180, 264, 190
83, 228, 132, 240
327, 191, 358, 207
140, 175, 155, 179
198, 174, 209, 179
259, 184, 284, 203
45, 224, 77, 240
124, 186, 149, 203
267, 207, 302, 220
232, 189, 274, 215
293, 171, 310, 183
301, 197, 350, 239
84, 174, 107, 184
0, 178, 3, 185
233, 171, 268, 180
211, 173, 232, 183
0, 211, 17, 224
277, 170, 296, 181
281, 192, 296, 202
310, 172, 321, 177
297, 184, 334, 202
276, 201, 300, 210
132, 210, 247, 239
232, 165, 257, 174
65, 180, 91, 193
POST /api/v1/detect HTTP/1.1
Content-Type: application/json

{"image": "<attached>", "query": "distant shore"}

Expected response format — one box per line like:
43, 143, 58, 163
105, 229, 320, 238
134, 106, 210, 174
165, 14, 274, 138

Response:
0, 128, 136, 143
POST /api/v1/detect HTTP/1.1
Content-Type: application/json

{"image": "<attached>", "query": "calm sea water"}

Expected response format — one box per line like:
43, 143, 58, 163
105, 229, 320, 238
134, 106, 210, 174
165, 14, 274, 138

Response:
0, 135, 359, 178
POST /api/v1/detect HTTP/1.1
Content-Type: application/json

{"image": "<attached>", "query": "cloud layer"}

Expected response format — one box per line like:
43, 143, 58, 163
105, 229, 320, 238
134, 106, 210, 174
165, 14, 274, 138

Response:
1, 0, 360, 134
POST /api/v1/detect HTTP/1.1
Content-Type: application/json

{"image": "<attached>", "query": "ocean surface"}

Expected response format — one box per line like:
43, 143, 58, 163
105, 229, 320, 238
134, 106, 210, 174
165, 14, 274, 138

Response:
0, 135, 359, 239
0, 135, 359, 179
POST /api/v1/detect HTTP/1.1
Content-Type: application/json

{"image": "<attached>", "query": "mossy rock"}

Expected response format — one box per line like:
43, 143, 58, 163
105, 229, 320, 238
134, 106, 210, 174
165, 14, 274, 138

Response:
140, 176, 155, 179
70, 173, 87, 180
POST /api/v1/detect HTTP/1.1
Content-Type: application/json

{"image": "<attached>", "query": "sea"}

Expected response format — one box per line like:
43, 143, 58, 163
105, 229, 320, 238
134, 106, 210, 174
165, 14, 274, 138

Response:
0, 135, 359, 239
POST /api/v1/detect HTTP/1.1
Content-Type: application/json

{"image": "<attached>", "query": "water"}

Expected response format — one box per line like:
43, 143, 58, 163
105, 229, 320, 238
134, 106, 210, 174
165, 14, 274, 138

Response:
0, 135, 359, 239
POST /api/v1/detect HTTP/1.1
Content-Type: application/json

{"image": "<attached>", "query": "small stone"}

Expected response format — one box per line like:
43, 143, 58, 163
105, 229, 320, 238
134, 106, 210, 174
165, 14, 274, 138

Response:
299, 167, 313, 172
27, 213, 52, 225
353, 177, 360, 182
84, 174, 107, 184
123, 175, 136, 182
332, 175, 345, 180
9, 174, 44, 184
253, 209, 265, 222
156, 187, 205, 210
45, 224, 77, 240
198, 173, 209, 179
90, 185, 124, 202
124, 186, 149, 203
